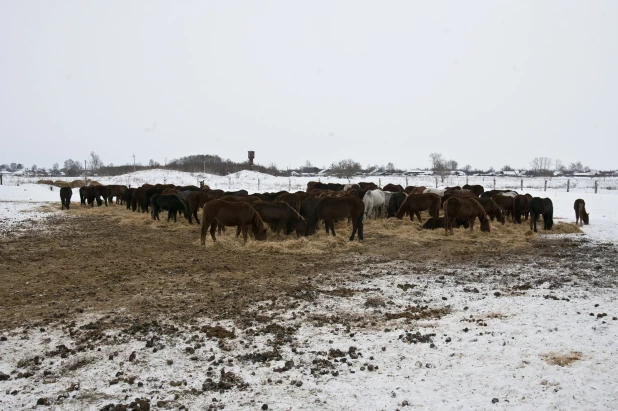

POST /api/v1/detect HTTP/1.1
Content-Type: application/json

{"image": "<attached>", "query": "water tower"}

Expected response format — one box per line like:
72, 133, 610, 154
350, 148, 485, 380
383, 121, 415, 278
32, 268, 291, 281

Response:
248, 151, 255, 170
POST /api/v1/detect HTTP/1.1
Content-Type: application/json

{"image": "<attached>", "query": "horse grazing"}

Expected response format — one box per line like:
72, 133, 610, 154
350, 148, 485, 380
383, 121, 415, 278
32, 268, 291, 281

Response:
512, 195, 529, 224
306, 196, 364, 241
477, 197, 505, 224
186, 190, 223, 224
251, 201, 306, 236
200, 200, 268, 245
422, 216, 469, 230
382, 183, 404, 192
396, 193, 440, 222
462, 184, 484, 197
574, 199, 589, 226
443, 197, 490, 235
151, 194, 189, 222
60, 187, 72, 210
528, 197, 553, 232
387, 192, 407, 218
491, 194, 515, 220
363, 190, 386, 220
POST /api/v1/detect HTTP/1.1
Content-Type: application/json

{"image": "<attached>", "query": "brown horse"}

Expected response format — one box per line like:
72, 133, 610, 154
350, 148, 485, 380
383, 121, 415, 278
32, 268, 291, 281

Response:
60, 186, 72, 210
491, 194, 514, 220
306, 196, 364, 241
477, 197, 505, 224
250, 201, 306, 236
200, 200, 267, 245
396, 193, 440, 222
443, 197, 490, 235
574, 199, 589, 226
186, 190, 223, 224
512, 195, 529, 224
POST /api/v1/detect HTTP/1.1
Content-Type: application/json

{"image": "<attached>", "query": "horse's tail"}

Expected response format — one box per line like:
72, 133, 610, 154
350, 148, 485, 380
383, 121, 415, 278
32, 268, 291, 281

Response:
356, 201, 364, 240
306, 200, 321, 236
395, 196, 407, 220
443, 198, 450, 235
175, 194, 190, 222
431, 195, 440, 218
514, 196, 521, 223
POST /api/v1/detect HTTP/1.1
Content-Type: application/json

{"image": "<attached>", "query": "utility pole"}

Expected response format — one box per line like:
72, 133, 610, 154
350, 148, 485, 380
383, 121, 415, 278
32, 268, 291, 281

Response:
133, 154, 136, 172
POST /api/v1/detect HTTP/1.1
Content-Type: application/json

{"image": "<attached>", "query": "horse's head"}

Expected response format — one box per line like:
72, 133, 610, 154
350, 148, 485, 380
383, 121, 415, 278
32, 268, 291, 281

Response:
496, 209, 505, 225
480, 217, 491, 232
582, 212, 589, 225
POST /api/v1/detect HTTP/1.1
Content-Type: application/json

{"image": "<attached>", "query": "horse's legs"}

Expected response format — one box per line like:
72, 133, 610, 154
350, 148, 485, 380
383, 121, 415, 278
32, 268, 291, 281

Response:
235, 226, 242, 237
210, 221, 218, 242
415, 210, 422, 222
241, 225, 249, 243
469, 217, 475, 232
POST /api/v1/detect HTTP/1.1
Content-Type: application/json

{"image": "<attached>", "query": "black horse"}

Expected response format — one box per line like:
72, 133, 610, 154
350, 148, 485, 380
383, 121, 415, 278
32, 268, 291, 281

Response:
60, 187, 72, 210
151, 194, 190, 222
528, 197, 553, 232
387, 192, 407, 218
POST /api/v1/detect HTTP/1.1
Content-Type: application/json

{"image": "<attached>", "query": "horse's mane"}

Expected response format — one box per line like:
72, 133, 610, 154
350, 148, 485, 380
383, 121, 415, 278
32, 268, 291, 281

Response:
248, 204, 266, 232
469, 198, 487, 220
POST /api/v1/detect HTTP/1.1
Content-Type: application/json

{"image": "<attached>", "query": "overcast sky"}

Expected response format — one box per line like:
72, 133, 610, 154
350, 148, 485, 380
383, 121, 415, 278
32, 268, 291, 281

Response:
1, 1, 616, 171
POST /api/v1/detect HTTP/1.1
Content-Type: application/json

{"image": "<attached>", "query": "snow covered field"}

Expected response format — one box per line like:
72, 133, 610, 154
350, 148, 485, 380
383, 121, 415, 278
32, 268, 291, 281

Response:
0, 170, 617, 410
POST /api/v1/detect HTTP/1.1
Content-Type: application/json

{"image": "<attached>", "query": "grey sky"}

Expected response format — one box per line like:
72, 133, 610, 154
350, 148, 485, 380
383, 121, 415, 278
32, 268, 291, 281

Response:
1, 1, 616, 171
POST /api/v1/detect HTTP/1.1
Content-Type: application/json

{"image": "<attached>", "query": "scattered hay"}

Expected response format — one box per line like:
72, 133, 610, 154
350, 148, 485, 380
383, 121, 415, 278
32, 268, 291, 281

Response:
36, 179, 54, 185
541, 351, 582, 367
547, 222, 583, 235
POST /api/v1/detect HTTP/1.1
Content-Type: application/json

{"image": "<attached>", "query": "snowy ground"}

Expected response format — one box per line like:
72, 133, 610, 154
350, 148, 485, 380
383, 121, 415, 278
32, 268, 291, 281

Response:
1, 170, 617, 410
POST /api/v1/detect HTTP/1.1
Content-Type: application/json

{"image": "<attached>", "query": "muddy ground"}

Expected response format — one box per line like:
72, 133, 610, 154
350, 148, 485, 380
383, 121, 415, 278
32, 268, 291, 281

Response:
1, 204, 617, 409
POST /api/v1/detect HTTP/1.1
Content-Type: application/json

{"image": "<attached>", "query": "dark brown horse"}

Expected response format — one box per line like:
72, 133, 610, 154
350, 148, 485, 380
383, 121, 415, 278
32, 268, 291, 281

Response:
60, 186, 72, 210
443, 197, 490, 235
396, 193, 440, 222
382, 183, 404, 192
250, 201, 306, 236
477, 197, 505, 224
306, 196, 364, 241
200, 200, 267, 245
512, 195, 529, 224
574, 199, 589, 226
462, 184, 485, 197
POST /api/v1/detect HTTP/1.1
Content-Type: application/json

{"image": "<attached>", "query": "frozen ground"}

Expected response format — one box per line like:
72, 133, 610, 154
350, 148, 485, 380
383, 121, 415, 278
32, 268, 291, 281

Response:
0, 170, 617, 410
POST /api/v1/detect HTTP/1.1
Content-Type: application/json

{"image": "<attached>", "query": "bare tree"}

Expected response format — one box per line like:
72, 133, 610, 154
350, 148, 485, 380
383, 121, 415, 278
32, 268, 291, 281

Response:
429, 153, 451, 182
331, 159, 362, 178
463, 165, 472, 173
386, 162, 395, 172
447, 160, 458, 171
530, 157, 553, 174
89, 151, 103, 172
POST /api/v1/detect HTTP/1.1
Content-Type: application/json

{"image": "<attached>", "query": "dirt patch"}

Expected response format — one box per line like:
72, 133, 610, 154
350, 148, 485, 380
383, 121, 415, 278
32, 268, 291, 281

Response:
0, 204, 594, 332
541, 351, 583, 367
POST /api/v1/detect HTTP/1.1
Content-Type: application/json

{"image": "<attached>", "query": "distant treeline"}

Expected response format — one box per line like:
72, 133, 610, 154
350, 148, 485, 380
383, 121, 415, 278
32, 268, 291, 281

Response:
98, 154, 278, 177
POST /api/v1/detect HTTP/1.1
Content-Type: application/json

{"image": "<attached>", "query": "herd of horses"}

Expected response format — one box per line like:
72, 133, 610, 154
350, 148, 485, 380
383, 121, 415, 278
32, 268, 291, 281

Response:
58, 180, 590, 243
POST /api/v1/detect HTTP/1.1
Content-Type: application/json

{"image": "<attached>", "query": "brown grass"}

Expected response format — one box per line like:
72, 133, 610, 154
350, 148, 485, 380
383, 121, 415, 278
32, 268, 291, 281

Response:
541, 351, 582, 367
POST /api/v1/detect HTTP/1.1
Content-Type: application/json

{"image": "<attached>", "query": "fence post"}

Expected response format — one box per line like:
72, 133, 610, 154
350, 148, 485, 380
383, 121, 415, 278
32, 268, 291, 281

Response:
595, 180, 598, 194
567, 179, 570, 192
520, 179, 523, 191
0, 174, 2, 185
435, 177, 438, 188
406, 176, 408, 187
493, 178, 496, 190
288, 178, 291, 191
258, 178, 260, 191
466, 176, 469, 185
379, 178, 381, 188
544, 180, 547, 192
